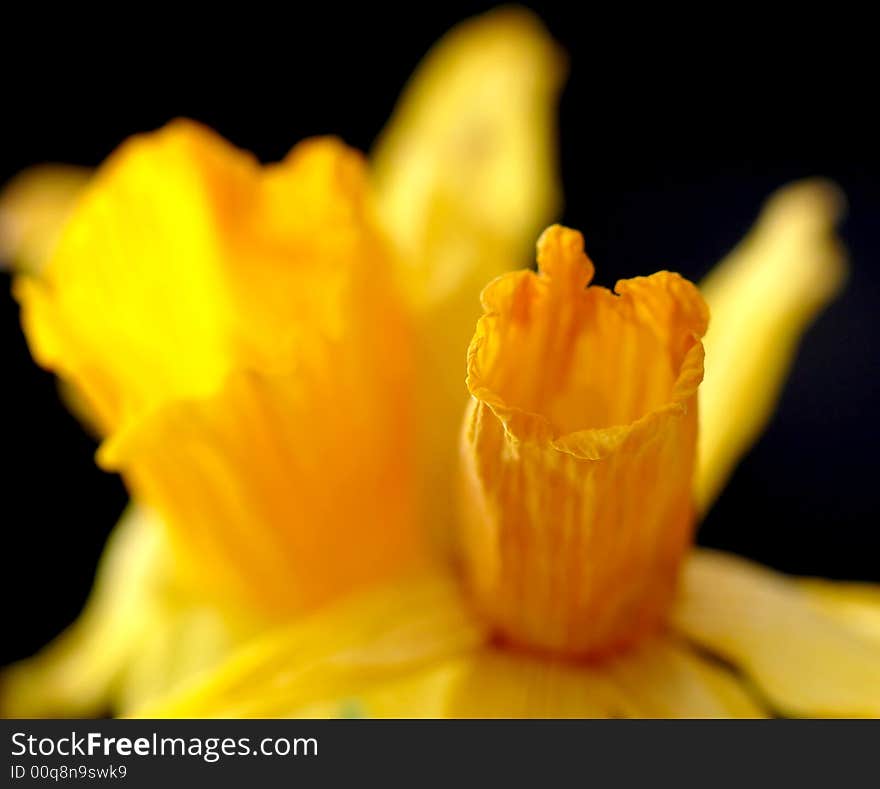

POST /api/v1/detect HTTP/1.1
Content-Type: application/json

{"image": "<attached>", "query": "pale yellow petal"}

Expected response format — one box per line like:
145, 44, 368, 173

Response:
373, 7, 564, 306
601, 638, 765, 718
372, 7, 565, 548
136, 575, 486, 718
673, 549, 880, 717
131, 555, 771, 718
447, 640, 762, 718
800, 579, 880, 647
0, 165, 90, 274
294, 660, 465, 718
3, 506, 157, 717
1, 506, 249, 717
696, 180, 847, 513
299, 638, 764, 718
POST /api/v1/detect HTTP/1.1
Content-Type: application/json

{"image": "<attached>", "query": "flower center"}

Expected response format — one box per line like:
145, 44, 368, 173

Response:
458, 225, 708, 658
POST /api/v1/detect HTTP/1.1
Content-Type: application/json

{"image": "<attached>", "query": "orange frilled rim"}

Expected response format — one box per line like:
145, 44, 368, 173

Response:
465, 224, 709, 460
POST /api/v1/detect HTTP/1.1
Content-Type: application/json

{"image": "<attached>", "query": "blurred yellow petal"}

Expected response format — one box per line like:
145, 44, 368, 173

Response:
0, 164, 90, 274
372, 7, 565, 546
17, 122, 400, 433
696, 180, 847, 513
288, 637, 764, 718
15, 121, 426, 616
445, 639, 762, 718
1, 506, 249, 717
460, 225, 708, 656
0, 167, 104, 433
373, 7, 564, 303
673, 549, 880, 717
137, 575, 486, 718
800, 579, 880, 647
3, 506, 158, 717
16, 123, 251, 432
293, 659, 465, 718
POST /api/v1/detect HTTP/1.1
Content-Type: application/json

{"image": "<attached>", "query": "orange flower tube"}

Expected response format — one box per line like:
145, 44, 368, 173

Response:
460, 225, 708, 657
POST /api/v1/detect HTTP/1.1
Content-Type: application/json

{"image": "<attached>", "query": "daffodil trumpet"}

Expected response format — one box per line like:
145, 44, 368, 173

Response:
2, 8, 877, 719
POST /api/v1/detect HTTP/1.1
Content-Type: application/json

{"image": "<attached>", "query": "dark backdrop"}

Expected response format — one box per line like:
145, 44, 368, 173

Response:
2, 3, 877, 665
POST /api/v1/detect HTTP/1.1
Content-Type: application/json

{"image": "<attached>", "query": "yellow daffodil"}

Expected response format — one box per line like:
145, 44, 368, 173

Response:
136, 185, 879, 719
3, 8, 878, 719
1, 8, 564, 716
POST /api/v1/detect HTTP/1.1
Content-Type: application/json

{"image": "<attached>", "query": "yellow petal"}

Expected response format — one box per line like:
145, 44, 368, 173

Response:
445, 639, 763, 718
0, 166, 107, 433
371, 7, 565, 548
139, 571, 761, 719
18, 123, 395, 433
136, 575, 486, 718
1, 506, 249, 717
16, 122, 249, 432
373, 7, 564, 306
292, 638, 764, 718
15, 120, 426, 616
673, 549, 880, 717
0, 164, 90, 274
460, 225, 708, 656
696, 180, 847, 513
293, 659, 466, 718
800, 579, 880, 647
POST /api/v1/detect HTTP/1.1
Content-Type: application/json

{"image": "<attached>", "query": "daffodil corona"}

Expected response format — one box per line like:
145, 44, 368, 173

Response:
461, 226, 708, 657
2, 8, 878, 719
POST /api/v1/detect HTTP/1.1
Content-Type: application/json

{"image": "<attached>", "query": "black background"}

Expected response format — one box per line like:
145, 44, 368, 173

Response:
2, 3, 877, 666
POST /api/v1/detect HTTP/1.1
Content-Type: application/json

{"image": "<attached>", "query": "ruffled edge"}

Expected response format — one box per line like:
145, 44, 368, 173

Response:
465, 224, 709, 460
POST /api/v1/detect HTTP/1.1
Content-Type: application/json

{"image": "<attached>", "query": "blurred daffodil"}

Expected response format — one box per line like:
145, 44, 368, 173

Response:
1, 8, 564, 716
3, 8, 878, 720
